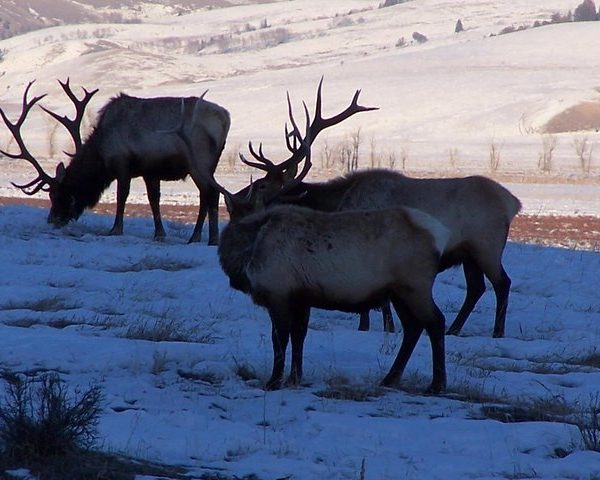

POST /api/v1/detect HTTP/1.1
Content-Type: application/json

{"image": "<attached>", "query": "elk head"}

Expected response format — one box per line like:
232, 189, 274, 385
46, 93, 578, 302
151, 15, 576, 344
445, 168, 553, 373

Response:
0, 79, 98, 226
218, 110, 315, 222
232, 78, 378, 210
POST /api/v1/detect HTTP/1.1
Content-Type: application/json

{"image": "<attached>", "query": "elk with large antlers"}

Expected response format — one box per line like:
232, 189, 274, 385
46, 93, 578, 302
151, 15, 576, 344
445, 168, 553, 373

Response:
205, 87, 450, 391
234, 79, 522, 338
0, 79, 230, 243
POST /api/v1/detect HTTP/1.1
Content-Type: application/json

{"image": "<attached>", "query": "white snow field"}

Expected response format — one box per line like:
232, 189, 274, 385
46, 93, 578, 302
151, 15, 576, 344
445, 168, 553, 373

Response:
0, 1, 599, 479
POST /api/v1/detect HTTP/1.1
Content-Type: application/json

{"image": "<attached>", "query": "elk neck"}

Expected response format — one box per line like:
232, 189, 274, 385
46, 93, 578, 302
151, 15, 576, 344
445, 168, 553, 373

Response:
218, 210, 272, 293
61, 133, 112, 211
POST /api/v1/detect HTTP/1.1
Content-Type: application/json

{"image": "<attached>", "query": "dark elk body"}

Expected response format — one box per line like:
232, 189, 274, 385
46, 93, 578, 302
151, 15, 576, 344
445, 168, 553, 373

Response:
218, 203, 450, 391
0, 80, 230, 243
210, 80, 449, 391
264, 169, 522, 337
233, 79, 521, 337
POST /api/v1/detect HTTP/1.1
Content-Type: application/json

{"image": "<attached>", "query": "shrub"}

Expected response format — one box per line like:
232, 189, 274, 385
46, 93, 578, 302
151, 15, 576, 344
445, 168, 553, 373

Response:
577, 393, 600, 452
574, 0, 598, 21
0, 373, 103, 461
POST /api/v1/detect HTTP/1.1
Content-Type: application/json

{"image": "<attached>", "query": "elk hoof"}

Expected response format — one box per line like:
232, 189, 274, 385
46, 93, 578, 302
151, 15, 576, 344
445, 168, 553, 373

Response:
107, 228, 123, 236
265, 377, 282, 391
379, 375, 398, 388
492, 331, 504, 339
285, 373, 302, 387
425, 382, 446, 395
445, 327, 460, 336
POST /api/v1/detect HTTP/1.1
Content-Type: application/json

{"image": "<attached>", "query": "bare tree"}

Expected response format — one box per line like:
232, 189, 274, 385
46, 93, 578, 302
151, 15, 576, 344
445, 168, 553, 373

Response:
574, 135, 593, 175
539, 135, 557, 173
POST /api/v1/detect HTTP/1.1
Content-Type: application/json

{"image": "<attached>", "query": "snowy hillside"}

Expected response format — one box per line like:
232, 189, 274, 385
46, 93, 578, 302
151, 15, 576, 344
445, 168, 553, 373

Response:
1, 0, 599, 196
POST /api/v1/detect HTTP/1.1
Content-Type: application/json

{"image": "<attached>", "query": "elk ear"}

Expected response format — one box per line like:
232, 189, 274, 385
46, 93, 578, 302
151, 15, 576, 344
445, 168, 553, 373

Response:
55, 162, 66, 183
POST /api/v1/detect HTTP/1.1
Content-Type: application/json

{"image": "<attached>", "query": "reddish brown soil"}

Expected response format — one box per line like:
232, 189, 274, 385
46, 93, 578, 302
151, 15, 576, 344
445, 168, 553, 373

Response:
2, 196, 599, 250
545, 99, 600, 134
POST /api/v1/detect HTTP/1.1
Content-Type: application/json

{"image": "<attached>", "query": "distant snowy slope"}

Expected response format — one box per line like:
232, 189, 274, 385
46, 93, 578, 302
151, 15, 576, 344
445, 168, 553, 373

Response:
1, 0, 599, 209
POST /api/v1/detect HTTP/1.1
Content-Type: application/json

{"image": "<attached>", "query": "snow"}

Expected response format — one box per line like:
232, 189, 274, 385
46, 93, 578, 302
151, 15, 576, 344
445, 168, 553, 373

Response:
1, 199, 599, 479
1, 1, 600, 478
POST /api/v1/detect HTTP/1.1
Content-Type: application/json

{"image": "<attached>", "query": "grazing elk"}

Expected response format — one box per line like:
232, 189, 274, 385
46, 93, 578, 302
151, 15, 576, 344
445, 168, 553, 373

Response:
0, 79, 230, 244
234, 80, 522, 338
212, 108, 450, 391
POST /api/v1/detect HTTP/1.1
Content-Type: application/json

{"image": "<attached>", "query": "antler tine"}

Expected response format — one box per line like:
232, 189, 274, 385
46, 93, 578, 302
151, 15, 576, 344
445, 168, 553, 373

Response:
271, 105, 312, 202
284, 92, 303, 150
278, 91, 313, 172
278, 77, 378, 174
40, 78, 98, 153
10, 178, 51, 195
309, 78, 378, 139
0, 80, 55, 193
239, 141, 276, 171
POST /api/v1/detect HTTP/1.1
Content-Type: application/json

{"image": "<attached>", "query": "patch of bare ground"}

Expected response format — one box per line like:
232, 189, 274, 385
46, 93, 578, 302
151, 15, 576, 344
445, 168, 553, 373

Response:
1, 196, 599, 251
545, 99, 600, 134
511, 214, 600, 250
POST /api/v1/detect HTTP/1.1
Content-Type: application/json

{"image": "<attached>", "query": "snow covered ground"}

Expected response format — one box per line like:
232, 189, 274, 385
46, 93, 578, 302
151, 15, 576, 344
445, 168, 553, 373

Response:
1, 1, 600, 478
1, 202, 599, 479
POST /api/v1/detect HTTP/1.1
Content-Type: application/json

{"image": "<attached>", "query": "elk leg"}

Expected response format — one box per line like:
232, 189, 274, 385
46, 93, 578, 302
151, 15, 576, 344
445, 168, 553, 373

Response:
188, 189, 207, 243
265, 303, 291, 391
381, 296, 423, 388
422, 306, 446, 394
446, 259, 486, 336
358, 310, 370, 331
188, 181, 218, 244
206, 186, 220, 245
109, 178, 130, 235
358, 303, 395, 332
143, 177, 166, 240
287, 304, 310, 387
381, 301, 395, 333
489, 266, 511, 338
385, 294, 446, 393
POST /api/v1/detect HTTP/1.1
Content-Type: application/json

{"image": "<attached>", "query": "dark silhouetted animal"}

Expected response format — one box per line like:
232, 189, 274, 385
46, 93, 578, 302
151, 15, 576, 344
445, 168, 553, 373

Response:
233, 81, 521, 338
0, 79, 230, 243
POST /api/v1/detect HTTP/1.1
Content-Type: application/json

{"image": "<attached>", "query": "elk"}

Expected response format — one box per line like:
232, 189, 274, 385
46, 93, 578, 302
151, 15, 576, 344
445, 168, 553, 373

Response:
212, 105, 450, 391
234, 80, 522, 338
0, 79, 230, 244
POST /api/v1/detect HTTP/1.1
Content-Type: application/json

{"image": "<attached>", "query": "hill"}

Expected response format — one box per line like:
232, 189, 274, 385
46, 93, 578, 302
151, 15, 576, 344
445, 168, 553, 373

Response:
1, 0, 599, 216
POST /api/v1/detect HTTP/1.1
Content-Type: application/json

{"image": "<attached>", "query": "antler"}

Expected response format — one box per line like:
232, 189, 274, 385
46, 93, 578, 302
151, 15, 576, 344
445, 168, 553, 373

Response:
40, 78, 98, 155
238, 142, 277, 171
274, 98, 313, 197
0, 80, 55, 194
240, 77, 378, 179
282, 77, 378, 171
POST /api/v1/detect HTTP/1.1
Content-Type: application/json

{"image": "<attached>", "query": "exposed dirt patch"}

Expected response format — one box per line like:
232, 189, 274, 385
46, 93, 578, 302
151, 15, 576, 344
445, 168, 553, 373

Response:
510, 214, 600, 250
2, 196, 599, 251
544, 99, 600, 134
